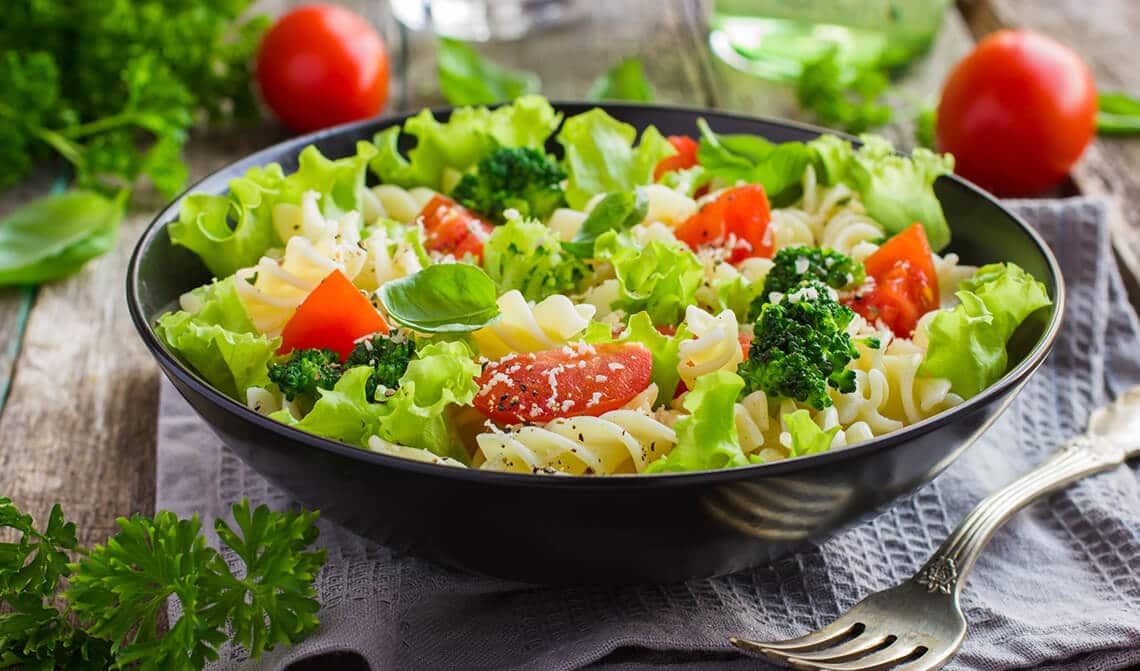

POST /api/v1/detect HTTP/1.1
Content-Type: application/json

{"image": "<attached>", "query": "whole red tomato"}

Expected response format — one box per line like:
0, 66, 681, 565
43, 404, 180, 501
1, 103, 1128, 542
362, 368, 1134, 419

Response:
256, 4, 390, 133
936, 29, 1096, 197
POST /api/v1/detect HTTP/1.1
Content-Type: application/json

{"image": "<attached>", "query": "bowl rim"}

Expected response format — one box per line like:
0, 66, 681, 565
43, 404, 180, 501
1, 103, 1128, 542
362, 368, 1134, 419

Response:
126, 101, 1066, 490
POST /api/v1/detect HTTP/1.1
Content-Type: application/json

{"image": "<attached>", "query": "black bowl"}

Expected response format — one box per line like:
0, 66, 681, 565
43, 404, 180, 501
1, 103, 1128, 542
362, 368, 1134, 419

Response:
128, 103, 1064, 584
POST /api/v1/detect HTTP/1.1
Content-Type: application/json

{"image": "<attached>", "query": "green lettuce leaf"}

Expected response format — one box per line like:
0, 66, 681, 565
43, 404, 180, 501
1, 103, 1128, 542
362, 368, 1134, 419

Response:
372, 341, 481, 462
595, 230, 703, 326
483, 217, 585, 301
645, 371, 748, 473
619, 311, 689, 401
169, 141, 377, 278
783, 409, 840, 458
557, 108, 674, 209
269, 366, 382, 447
156, 277, 279, 399
561, 190, 648, 258
370, 95, 561, 189
920, 262, 1052, 398
808, 133, 954, 251
437, 38, 541, 106
696, 118, 815, 206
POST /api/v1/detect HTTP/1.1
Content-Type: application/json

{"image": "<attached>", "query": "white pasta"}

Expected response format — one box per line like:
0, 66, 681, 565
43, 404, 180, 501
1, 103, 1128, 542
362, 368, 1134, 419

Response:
641, 183, 698, 226
578, 279, 623, 321
360, 184, 437, 224
236, 191, 368, 335
366, 436, 466, 468
475, 409, 678, 474
548, 207, 588, 241
769, 209, 816, 249
245, 386, 301, 420
355, 225, 425, 292
677, 306, 743, 388
932, 251, 978, 306
630, 221, 681, 247
472, 291, 597, 360
767, 165, 885, 257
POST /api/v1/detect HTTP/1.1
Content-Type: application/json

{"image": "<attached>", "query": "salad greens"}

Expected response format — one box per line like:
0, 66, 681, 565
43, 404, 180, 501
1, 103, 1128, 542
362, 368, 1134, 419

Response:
562, 190, 649, 258
619, 312, 690, 400
784, 409, 842, 458
921, 263, 1052, 397
379, 264, 502, 333
696, 119, 817, 207
371, 96, 561, 190
796, 48, 893, 134
588, 57, 657, 103
645, 371, 752, 473
156, 277, 279, 399
0, 496, 323, 671
557, 108, 675, 209
595, 231, 704, 327
1096, 92, 1140, 135
483, 217, 586, 301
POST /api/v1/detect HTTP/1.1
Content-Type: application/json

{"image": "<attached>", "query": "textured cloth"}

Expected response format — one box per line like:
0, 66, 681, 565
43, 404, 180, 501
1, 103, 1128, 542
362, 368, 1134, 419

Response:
157, 197, 1140, 671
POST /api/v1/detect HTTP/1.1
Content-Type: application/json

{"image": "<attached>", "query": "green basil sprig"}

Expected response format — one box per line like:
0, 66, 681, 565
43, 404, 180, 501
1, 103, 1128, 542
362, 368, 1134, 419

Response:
379, 264, 501, 333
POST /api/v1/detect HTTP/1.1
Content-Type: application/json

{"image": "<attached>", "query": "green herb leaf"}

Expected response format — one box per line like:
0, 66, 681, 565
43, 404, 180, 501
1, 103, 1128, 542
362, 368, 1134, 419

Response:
914, 105, 938, 149
645, 371, 749, 473
437, 37, 541, 106
380, 264, 502, 333
588, 57, 656, 102
1097, 92, 1140, 135
795, 48, 892, 134
0, 189, 124, 286
562, 190, 648, 257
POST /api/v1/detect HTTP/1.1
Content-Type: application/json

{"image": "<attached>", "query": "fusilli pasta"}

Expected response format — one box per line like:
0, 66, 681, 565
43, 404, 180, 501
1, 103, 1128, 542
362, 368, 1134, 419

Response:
677, 306, 743, 388
472, 290, 597, 360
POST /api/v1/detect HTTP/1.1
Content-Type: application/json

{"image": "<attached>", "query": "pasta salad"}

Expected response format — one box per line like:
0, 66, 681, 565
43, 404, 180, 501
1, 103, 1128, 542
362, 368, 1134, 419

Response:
157, 96, 1051, 475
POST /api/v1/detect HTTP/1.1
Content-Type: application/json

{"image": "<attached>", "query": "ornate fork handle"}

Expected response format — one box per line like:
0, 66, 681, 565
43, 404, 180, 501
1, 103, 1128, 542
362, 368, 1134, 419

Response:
914, 435, 1128, 596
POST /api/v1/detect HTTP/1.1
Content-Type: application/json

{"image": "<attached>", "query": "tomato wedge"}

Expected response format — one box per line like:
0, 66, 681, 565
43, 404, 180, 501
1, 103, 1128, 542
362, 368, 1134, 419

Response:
653, 135, 700, 181
847, 223, 939, 337
674, 184, 773, 263
474, 342, 653, 425
279, 269, 388, 359
417, 194, 494, 261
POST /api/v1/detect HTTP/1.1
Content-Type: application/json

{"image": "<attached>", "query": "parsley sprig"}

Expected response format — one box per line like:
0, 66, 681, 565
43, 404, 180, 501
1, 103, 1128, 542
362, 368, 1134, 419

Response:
0, 497, 326, 671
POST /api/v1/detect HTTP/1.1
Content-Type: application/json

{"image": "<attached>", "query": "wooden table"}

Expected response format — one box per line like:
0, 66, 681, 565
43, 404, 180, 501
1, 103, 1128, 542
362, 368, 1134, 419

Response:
0, 0, 1136, 608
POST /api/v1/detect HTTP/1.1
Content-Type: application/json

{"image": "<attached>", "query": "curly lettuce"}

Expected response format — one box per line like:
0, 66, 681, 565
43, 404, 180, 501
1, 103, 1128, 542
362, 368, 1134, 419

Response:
695, 118, 815, 206
619, 311, 690, 401
271, 341, 480, 462
783, 410, 840, 458
646, 371, 750, 473
920, 262, 1052, 398
169, 141, 378, 277
370, 95, 561, 190
155, 277, 279, 399
594, 230, 703, 327
557, 108, 674, 209
807, 133, 953, 251
482, 217, 585, 301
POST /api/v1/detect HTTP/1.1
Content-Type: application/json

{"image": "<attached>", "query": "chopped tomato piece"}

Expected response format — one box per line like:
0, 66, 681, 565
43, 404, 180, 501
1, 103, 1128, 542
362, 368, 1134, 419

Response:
847, 223, 940, 337
279, 269, 388, 359
674, 184, 773, 263
653, 135, 700, 181
474, 342, 652, 425
417, 195, 495, 261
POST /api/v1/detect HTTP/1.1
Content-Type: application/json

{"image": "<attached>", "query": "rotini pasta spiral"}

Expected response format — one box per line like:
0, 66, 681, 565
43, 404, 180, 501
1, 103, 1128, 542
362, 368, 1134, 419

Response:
235, 192, 367, 334
677, 306, 743, 388
360, 184, 438, 224
472, 290, 597, 360
354, 225, 426, 292
766, 165, 885, 257
642, 183, 698, 226
475, 409, 678, 474
548, 207, 588, 241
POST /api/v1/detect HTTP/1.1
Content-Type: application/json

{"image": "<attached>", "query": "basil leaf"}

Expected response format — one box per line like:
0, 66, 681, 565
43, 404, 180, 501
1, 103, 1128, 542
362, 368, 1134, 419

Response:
437, 38, 541, 106
1097, 92, 1140, 135
588, 57, 656, 102
0, 189, 125, 286
562, 190, 648, 258
379, 264, 501, 333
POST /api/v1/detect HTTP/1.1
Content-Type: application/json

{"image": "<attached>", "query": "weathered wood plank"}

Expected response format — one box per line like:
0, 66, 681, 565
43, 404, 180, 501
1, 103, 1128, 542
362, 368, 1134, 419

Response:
961, 0, 1140, 306
0, 128, 284, 546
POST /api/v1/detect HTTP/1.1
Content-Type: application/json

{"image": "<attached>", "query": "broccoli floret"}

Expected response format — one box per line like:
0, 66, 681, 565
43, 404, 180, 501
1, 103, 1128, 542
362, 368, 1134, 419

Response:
345, 332, 417, 401
759, 246, 865, 310
738, 280, 859, 410
450, 147, 566, 223
268, 349, 343, 402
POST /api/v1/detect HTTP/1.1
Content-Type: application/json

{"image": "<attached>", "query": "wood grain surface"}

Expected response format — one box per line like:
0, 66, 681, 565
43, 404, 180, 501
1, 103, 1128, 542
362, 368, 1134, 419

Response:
0, 0, 1137, 604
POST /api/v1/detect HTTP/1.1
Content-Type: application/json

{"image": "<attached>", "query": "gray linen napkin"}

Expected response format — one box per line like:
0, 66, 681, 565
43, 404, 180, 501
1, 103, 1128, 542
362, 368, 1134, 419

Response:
157, 197, 1140, 671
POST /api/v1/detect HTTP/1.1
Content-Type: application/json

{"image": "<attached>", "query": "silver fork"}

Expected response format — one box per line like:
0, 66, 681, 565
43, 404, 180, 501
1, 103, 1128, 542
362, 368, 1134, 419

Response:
730, 385, 1140, 671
